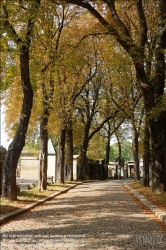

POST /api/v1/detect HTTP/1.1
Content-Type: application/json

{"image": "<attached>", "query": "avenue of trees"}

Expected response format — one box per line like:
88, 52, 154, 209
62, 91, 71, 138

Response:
0, 0, 165, 200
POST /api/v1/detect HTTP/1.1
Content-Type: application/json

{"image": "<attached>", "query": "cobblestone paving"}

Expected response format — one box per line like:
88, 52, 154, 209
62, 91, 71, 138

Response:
1, 180, 166, 249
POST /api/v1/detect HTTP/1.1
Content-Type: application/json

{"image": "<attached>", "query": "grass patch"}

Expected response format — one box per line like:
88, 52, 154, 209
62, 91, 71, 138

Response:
0, 181, 79, 215
127, 180, 166, 212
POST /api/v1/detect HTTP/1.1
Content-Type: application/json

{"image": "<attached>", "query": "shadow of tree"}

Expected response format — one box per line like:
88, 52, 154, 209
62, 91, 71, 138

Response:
1, 180, 166, 249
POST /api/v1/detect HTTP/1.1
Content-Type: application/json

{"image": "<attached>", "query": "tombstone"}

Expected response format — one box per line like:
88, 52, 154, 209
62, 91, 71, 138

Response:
0, 146, 7, 195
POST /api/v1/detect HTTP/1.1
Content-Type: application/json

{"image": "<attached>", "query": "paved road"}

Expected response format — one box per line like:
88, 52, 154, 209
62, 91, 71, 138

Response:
1, 180, 166, 249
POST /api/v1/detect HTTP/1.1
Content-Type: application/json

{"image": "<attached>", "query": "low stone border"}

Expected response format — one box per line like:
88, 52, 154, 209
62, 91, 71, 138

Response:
125, 184, 166, 225
0, 183, 82, 225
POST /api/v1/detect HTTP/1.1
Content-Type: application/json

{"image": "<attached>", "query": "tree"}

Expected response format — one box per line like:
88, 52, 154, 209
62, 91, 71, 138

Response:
142, 120, 150, 187
63, 0, 166, 192
104, 47, 143, 181
110, 141, 133, 162
65, 121, 74, 181
51, 14, 108, 182
99, 116, 125, 166
1, 0, 40, 200
31, 2, 67, 190
74, 59, 119, 179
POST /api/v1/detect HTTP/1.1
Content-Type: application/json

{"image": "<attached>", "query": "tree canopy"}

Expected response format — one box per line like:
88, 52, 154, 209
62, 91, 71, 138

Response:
1, 0, 166, 198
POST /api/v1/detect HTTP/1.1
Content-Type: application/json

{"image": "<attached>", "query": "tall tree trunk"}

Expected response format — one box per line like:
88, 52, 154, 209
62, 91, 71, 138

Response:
149, 118, 166, 192
105, 138, 110, 179
2, 46, 33, 200
134, 20, 166, 192
38, 109, 49, 190
161, 112, 166, 191
77, 145, 88, 180
131, 123, 140, 181
136, 67, 166, 192
56, 128, 66, 183
105, 123, 111, 165
142, 120, 150, 187
65, 124, 73, 181
139, 92, 166, 192
105, 141, 110, 165
38, 79, 53, 190
117, 136, 122, 166
77, 124, 90, 180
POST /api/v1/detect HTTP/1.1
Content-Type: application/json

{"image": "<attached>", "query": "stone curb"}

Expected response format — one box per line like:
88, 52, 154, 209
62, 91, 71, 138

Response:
125, 183, 166, 225
0, 180, 100, 226
0, 182, 83, 225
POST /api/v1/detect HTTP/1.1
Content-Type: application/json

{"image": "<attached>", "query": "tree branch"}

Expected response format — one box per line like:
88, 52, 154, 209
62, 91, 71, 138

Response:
2, 5, 22, 45
62, 0, 142, 63
103, 0, 131, 39
136, 0, 148, 48
88, 110, 119, 141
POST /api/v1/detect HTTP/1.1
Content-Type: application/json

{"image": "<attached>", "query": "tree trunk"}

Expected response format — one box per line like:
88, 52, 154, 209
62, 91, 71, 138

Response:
104, 140, 109, 179
105, 142, 110, 165
134, 21, 166, 192
105, 125, 111, 165
56, 128, 66, 183
117, 136, 122, 166
161, 112, 166, 191
65, 124, 73, 181
149, 118, 166, 192
77, 125, 90, 180
38, 109, 49, 190
142, 120, 150, 187
136, 67, 166, 192
131, 123, 140, 181
2, 45, 33, 200
77, 146, 87, 180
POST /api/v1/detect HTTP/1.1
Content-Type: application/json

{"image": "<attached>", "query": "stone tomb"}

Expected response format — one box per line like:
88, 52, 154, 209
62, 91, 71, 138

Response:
20, 141, 78, 182
20, 140, 56, 183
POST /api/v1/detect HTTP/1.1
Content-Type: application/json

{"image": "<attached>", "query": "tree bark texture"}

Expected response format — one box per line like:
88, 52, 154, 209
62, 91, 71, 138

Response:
149, 118, 166, 192
142, 121, 150, 187
38, 79, 54, 190
77, 146, 87, 180
65, 125, 73, 181
2, 46, 33, 200
56, 128, 66, 183
131, 123, 140, 181
77, 122, 90, 180
38, 109, 49, 190
105, 140, 110, 165
135, 62, 166, 192
161, 113, 166, 189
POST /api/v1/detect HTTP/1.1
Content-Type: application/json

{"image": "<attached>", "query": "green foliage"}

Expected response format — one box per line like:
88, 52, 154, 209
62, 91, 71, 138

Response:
148, 94, 166, 121
110, 141, 133, 162
87, 133, 106, 160
0, 34, 19, 91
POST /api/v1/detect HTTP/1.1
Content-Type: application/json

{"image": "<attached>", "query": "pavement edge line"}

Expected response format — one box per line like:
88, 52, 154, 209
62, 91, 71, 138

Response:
125, 184, 166, 226
0, 182, 83, 225
0, 180, 100, 225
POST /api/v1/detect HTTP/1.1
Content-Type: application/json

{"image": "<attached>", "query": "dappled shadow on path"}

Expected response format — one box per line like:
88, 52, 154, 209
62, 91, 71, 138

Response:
1, 180, 166, 249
